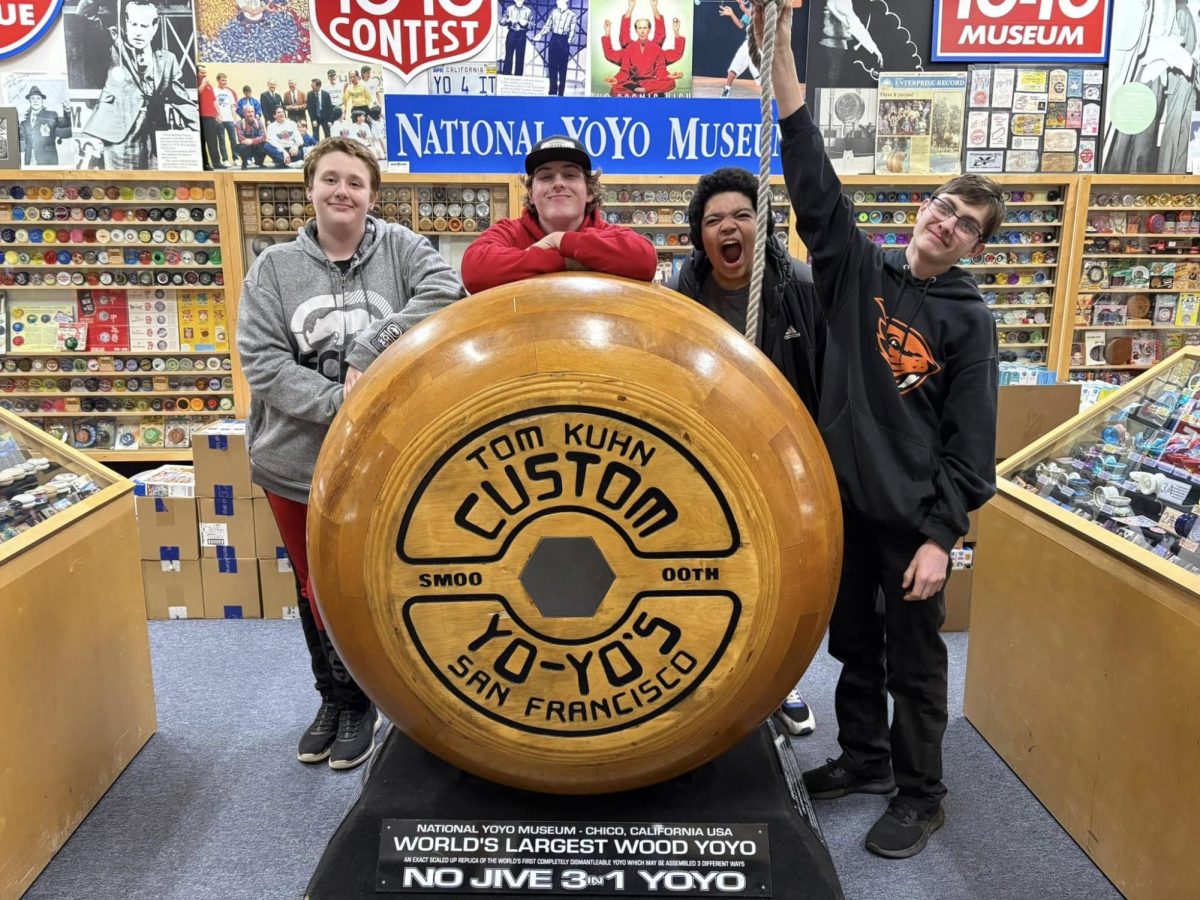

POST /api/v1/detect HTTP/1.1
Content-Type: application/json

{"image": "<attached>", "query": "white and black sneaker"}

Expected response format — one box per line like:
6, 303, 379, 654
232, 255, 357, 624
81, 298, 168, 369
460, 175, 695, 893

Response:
773, 689, 816, 736
329, 704, 382, 770
297, 699, 339, 763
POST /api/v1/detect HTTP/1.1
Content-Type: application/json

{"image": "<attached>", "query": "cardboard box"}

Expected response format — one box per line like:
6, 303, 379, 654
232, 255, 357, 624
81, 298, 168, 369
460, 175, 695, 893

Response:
142, 560, 204, 619
259, 558, 300, 619
192, 420, 253, 498
253, 497, 286, 559
201, 554, 262, 618
198, 497, 256, 558
942, 568, 973, 632
131, 464, 196, 499
134, 496, 199, 561
965, 509, 979, 543
996, 384, 1082, 460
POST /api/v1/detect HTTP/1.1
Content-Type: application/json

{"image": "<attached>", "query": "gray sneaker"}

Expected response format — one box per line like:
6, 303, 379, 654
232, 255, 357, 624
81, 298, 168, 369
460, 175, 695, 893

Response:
297, 699, 339, 763
329, 704, 382, 770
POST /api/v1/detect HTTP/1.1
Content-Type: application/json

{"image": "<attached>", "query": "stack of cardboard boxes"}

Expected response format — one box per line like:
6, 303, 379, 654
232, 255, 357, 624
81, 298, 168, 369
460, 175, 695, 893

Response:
194, 422, 261, 619
136, 465, 203, 619
136, 421, 299, 620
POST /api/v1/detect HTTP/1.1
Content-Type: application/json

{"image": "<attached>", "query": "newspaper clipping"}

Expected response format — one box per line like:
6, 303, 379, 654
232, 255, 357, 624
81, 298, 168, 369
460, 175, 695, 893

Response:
875, 72, 967, 175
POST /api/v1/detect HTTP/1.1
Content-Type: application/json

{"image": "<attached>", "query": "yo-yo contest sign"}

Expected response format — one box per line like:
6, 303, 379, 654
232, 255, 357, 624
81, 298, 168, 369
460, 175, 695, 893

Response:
311, 0, 496, 81
0, 0, 64, 60
932, 0, 1112, 63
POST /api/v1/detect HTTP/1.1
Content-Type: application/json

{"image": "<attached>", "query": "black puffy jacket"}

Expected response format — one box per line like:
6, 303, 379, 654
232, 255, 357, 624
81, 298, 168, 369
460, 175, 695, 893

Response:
670, 234, 825, 419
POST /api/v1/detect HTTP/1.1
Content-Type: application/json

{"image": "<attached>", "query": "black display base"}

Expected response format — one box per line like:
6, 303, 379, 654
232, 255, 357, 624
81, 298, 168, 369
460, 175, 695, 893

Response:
306, 721, 843, 899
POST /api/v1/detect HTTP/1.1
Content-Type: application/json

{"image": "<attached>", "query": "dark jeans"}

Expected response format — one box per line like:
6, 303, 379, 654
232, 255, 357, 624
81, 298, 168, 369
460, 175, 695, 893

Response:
200, 116, 224, 167
828, 510, 949, 812
503, 28, 527, 75
236, 144, 266, 167
219, 121, 237, 161
547, 33, 569, 96
266, 491, 371, 712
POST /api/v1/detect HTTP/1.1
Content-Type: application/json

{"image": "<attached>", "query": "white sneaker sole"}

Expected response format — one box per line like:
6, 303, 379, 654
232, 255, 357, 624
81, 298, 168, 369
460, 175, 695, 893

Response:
773, 708, 816, 737
297, 746, 333, 764
328, 711, 383, 770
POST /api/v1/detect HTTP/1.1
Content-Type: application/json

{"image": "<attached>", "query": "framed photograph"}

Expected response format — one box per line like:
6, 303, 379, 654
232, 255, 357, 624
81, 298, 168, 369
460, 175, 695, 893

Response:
0, 108, 19, 170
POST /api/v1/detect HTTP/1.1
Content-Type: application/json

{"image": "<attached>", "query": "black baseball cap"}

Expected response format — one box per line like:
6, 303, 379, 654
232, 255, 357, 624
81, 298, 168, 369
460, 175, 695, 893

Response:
525, 135, 592, 175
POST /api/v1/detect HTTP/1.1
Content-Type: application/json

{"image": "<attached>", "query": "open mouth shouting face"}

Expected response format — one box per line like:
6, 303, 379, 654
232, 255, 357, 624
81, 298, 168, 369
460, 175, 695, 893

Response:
701, 191, 756, 291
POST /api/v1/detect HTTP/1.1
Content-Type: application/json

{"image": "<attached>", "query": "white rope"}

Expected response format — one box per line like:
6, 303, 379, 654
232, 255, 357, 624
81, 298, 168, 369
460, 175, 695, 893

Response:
745, 0, 780, 345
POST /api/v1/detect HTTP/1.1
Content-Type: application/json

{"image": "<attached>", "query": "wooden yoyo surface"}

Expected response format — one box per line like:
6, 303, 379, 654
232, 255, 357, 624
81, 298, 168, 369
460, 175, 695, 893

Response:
308, 273, 841, 794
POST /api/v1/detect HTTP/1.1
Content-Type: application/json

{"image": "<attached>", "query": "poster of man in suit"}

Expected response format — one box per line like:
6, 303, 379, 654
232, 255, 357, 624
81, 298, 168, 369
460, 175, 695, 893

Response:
1, 74, 74, 169
64, 0, 201, 170
1103, 0, 1200, 173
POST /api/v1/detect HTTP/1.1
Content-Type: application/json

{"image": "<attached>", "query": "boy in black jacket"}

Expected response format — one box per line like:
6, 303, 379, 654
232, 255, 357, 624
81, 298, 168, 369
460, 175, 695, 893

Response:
669, 167, 823, 738
760, 7, 1002, 859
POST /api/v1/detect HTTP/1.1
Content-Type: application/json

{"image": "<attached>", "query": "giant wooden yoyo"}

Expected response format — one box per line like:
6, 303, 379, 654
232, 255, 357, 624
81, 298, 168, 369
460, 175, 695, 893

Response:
309, 274, 841, 794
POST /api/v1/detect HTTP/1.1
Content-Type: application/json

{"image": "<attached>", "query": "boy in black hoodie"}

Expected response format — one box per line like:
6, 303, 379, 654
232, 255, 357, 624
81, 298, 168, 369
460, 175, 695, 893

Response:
760, 6, 1002, 859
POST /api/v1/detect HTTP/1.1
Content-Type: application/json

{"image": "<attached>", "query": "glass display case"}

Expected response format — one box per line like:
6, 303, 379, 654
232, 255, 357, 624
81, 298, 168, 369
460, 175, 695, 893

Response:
0, 406, 154, 898
1002, 346, 1200, 583
965, 347, 1200, 900
0, 406, 127, 559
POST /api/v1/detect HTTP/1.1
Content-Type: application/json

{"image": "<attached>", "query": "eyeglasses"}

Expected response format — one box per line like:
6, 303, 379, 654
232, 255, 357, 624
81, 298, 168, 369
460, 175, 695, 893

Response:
927, 195, 984, 243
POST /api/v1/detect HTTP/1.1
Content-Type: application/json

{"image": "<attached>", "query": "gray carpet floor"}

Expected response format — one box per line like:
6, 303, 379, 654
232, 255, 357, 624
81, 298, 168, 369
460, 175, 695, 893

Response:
23, 621, 1120, 900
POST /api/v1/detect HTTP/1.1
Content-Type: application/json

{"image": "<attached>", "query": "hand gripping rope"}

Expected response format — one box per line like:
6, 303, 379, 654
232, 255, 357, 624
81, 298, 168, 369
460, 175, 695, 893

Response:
743, 0, 784, 344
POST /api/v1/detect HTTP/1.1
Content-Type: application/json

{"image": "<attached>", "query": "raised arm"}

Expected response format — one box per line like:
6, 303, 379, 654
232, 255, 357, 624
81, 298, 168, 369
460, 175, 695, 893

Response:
761, 4, 870, 309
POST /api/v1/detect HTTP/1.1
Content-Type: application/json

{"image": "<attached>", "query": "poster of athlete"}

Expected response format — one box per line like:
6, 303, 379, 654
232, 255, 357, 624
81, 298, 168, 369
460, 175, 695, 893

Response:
689, 0, 808, 99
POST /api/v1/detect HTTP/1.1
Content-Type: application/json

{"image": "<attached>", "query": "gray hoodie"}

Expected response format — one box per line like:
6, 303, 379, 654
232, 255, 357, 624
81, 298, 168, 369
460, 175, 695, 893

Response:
236, 215, 465, 502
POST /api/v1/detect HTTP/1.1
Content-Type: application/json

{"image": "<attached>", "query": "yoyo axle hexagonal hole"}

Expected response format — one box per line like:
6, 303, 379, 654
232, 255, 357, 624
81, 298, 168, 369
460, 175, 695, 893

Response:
519, 537, 615, 618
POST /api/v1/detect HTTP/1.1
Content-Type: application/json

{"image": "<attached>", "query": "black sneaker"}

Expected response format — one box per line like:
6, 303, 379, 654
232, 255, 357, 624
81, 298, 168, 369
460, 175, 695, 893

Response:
865, 796, 945, 859
803, 757, 896, 799
772, 689, 816, 736
297, 699, 339, 763
328, 704, 381, 770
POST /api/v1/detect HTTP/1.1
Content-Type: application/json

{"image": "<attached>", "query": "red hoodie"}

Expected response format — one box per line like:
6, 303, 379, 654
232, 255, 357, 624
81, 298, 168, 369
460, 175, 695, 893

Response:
461, 207, 658, 293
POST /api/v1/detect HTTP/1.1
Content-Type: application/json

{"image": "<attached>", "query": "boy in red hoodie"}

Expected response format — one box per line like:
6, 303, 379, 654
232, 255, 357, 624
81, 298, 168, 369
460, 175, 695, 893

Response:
461, 136, 657, 292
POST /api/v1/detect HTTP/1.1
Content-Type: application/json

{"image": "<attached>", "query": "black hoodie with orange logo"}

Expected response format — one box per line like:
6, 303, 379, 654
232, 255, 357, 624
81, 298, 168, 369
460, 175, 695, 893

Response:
780, 105, 998, 551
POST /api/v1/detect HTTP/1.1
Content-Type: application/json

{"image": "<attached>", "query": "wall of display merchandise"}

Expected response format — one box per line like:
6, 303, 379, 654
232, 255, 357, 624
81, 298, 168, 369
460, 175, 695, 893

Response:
1069, 177, 1200, 388
0, 174, 241, 461
5, 171, 1200, 462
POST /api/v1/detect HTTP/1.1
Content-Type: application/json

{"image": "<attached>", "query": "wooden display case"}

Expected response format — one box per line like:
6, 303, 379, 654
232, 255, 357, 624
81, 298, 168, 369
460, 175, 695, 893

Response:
840, 174, 1079, 373
964, 348, 1200, 899
0, 171, 244, 462
1060, 174, 1200, 388
0, 408, 155, 898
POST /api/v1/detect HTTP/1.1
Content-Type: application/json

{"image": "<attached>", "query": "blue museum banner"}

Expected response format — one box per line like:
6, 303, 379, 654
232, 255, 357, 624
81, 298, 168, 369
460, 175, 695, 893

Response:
384, 95, 784, 175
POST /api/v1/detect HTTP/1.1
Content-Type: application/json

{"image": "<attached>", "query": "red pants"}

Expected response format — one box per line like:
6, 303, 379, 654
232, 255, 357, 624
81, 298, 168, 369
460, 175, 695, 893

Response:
265, 491, 324, 630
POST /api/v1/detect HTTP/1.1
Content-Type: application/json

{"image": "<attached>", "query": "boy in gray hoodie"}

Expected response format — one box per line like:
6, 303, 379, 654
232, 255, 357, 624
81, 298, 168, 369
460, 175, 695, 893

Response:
236, 137, 465, 770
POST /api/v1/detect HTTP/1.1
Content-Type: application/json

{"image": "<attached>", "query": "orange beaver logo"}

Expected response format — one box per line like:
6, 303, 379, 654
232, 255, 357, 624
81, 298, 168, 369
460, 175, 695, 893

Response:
874, 297, 941, 394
